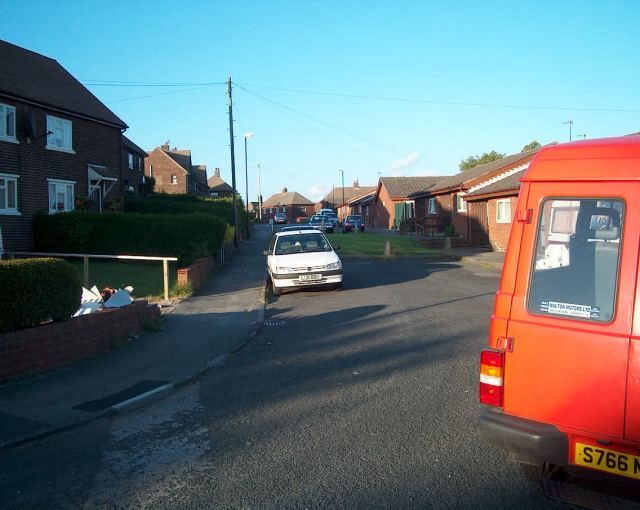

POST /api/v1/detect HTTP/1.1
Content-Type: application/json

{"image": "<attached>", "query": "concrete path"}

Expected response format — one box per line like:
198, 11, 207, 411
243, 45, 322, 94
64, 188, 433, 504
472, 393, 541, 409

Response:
0, 225, 273, 451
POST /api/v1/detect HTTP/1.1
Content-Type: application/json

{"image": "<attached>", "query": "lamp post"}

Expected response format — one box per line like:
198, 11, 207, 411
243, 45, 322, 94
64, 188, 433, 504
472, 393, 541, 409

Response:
562, 120, 574, 142
339, 168, 345, 219
244, 132, 254, 240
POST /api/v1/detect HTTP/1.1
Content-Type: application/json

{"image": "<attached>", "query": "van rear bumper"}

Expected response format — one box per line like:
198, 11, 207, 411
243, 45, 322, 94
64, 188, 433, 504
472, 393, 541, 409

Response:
479, 407, 568, 465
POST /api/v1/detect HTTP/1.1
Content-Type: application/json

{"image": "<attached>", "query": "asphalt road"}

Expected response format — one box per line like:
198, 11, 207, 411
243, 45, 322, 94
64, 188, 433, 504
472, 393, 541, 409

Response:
0, 257, 568, 509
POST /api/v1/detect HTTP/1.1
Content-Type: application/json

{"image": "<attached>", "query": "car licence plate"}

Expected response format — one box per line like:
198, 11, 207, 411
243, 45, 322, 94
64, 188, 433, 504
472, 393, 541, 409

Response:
574, 442, 640, 480
299, 274, 322, 282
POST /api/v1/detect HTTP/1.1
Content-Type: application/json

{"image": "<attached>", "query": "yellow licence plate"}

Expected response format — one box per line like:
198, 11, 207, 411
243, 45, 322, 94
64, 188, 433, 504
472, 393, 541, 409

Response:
574, 442, 640, 480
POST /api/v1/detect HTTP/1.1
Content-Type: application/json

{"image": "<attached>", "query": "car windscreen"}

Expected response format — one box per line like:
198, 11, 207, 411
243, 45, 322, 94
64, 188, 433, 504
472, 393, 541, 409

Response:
274, 234, 332, 255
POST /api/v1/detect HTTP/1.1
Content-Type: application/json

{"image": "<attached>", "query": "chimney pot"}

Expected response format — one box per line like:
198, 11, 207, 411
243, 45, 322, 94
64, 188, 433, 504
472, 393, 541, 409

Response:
282, 187, 288, 193
353, 180, 359, 188
215, 168, 221, 177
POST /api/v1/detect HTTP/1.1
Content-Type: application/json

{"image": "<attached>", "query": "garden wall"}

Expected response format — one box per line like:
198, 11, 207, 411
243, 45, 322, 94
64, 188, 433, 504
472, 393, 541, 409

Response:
0, 301, 159, 382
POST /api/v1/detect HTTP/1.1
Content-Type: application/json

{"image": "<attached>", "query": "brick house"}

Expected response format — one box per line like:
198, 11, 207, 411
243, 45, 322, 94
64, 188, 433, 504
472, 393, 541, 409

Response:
0, 40, 128, 251
336, 190, 376, 224
207, 168, 233, 198
411, 150, 537, 245
262, 188, 314, 223
144, 143, 208, 196
122, 135, 147, 194
317, 181, 376, 218
371, 176, 444, 229
463, 169, 526, 252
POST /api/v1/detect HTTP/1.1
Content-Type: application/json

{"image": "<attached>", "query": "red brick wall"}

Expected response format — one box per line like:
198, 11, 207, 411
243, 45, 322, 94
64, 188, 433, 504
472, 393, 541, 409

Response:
0, 301, 159, 382
144, 148, 188, 194
371, 185, 394, 229
0, 97, 123, 251
486, 195, 517, 252
177, 257, 214, 291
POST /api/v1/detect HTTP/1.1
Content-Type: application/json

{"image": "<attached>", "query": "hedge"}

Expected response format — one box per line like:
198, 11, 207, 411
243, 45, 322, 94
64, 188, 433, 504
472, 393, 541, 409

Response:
33, 211, 226, 265
0, 258, 82, 333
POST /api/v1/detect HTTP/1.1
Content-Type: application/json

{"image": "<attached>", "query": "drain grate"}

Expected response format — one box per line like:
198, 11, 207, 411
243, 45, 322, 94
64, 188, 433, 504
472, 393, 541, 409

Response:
264, 320, 286, 326
73, 380, 169, 412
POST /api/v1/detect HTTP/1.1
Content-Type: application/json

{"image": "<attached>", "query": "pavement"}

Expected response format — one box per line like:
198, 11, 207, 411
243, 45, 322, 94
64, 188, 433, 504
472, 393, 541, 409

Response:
0, 225, 273, 452
446, 246, 505, 270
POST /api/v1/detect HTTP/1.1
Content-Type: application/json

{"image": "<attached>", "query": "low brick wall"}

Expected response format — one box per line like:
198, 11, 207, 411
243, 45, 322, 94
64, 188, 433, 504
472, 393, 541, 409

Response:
0, 300, 159, 382
177, 257, 214, 292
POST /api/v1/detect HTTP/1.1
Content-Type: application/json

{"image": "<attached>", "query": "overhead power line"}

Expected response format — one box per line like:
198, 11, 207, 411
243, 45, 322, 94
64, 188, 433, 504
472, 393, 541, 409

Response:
105, 83, 223, 104
235, 82, 640, 115
82, 79, 226, 87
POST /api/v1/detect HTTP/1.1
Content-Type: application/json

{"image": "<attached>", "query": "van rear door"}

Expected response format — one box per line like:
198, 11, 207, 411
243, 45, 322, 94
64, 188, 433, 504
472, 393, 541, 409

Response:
503, 182, 636, 439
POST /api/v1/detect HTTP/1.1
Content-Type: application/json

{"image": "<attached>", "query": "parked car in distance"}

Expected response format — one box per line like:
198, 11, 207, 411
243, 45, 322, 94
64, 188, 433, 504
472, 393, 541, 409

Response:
479, 136, 640, 492
321, 212, 340, 228
274, 212, 287, 224
319, 208, 335, 215
343, 214, 365, 233
309, 215, 335, 233
264, 230, 343, 295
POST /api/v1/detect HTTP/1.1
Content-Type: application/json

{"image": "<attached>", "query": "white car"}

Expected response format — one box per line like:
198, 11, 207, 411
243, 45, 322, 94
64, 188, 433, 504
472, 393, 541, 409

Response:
265, 230, 343, 295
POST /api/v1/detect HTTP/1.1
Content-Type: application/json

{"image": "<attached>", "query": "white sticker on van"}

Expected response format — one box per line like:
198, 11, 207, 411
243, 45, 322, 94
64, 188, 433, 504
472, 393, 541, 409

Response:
540, 301, 600, 319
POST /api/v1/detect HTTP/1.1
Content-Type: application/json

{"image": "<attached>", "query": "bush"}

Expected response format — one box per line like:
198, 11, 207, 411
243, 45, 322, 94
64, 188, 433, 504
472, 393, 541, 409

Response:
34, 211, 226, 266
398, 218, 416, 234
0, 258, 82, 333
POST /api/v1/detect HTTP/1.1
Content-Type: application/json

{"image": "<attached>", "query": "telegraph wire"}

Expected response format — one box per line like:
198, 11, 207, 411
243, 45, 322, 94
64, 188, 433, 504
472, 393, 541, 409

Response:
104, 84, 222, 104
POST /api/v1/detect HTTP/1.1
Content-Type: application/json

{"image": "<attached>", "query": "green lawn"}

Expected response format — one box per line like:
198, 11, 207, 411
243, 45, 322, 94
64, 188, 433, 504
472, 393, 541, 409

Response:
67, 259, 179, 299
325, 232, 437, 258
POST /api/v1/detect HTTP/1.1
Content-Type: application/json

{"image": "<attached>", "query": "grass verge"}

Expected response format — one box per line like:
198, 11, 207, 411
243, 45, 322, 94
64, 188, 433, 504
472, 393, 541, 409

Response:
325, 232, 439, 258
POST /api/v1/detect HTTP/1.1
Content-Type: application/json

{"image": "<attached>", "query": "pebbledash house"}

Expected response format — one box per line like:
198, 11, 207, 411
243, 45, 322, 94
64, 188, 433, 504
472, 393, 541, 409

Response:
0, 39, 129, 252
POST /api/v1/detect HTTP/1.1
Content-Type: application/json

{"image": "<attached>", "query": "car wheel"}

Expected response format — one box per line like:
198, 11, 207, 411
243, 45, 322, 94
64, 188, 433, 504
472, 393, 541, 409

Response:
272, 280, 282, 296
334, 283, 343, 291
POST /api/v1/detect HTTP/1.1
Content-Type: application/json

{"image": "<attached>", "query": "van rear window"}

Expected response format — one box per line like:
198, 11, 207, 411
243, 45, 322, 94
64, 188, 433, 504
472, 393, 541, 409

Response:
528, 199, 623, 322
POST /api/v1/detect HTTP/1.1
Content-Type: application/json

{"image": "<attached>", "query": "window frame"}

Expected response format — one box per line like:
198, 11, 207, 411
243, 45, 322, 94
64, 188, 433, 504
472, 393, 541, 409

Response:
427, 197, 437, 215
171, 174, 178, 184
0, 173, 20, 215
526, 196, 625, 325
456, 194, 466, 213
495, 199, 512, 223
127, 153, 134, 170
47, 178, 75, 214
46, 115, 74, 153
0, 103, 17, 143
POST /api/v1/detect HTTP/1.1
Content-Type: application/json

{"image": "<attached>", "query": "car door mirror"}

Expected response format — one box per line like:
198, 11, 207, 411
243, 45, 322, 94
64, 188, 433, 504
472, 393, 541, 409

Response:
263, 250, 270, 256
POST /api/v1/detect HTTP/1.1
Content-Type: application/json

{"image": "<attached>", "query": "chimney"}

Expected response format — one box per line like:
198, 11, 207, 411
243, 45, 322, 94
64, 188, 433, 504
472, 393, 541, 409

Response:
215, 168, 221, 177
282, 187, 288, 193
161, 141, 170, 151
353, 180, 360, 188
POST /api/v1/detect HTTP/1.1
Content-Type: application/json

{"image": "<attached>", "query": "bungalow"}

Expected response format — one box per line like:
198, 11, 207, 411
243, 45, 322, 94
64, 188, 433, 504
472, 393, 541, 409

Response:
122, 135, 147, 194
317, 181, 376, 218
336, 190, 376, 225
411, 149, 538, 245
0, 40, 128, 251
262, 188, 314, 223
371, 176, 445, 229
207, 168, 233, 198
144, 142, 208, 196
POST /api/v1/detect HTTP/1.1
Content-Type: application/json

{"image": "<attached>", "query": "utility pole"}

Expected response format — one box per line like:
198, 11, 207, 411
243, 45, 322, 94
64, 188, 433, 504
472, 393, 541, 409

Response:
562, 120, 574, 142
228, 77, 239, 246
257, 163, 263, 221
244, 132, 253, 240
339, 168, 345, 219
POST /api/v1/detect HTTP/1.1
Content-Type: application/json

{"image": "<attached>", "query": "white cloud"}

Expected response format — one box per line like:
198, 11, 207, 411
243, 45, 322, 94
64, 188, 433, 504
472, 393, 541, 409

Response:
389, 152, 421, 176
307, 183, 332, 202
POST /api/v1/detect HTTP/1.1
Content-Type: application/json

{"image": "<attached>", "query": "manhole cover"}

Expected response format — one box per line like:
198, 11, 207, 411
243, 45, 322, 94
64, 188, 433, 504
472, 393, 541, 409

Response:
264, 320, 285, 326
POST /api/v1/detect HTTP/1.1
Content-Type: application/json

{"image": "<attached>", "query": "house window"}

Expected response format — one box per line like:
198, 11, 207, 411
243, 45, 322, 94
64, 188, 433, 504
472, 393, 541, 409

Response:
0, 103, 17, 142
456, 194, 466, 212
282, 206, 286, 212
171, 174, 177, 184
48, 179, 75, 213
496, 199, 512, 223
428, 198, 437, 214
0, 173, 19, 214
149, 164, 153, 176
128, 153, 134, 169
301, 206, 306, 212
46, 115, 73, 152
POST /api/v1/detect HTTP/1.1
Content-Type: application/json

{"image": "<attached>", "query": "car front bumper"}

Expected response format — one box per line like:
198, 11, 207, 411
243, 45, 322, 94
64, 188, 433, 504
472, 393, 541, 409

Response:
272, 270, 343, 288
479, 407, 569, 466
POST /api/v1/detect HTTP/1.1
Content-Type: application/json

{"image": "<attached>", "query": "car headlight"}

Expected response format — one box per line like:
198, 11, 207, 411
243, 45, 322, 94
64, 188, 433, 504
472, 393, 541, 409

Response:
325, 261, 342, 270
275, 266, 294, 274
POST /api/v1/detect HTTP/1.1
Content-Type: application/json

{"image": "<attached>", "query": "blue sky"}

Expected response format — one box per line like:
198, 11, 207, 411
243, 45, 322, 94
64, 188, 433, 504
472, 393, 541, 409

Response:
3, 0, 639, 202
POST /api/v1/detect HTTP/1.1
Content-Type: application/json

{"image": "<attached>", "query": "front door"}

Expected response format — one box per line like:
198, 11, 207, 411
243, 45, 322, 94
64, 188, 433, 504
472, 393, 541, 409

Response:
503, 182, 635, 439
469, 201, 489, 246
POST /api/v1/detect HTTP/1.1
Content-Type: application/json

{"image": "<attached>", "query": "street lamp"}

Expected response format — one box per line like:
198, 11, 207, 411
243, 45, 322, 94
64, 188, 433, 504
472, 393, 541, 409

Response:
339, 168, 345, 219
244, 132, 254, 240
562, 120, 574, 142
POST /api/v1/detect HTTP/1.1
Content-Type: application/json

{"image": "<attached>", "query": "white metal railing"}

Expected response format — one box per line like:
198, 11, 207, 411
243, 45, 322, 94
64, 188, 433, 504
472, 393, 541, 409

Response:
6, 252, 178, 301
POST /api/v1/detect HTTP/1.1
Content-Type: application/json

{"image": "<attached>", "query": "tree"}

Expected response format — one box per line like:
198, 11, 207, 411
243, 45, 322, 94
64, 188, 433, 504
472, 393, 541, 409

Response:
522, 140, 542, 152
459, 151, 506, 171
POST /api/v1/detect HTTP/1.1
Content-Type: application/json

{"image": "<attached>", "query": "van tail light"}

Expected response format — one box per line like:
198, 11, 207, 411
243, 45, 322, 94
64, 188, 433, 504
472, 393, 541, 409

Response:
480, 349, 504, 407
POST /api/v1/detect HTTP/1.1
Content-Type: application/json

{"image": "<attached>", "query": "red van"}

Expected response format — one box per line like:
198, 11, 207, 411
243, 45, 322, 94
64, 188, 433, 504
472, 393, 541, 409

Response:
479, 136, 640, 484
